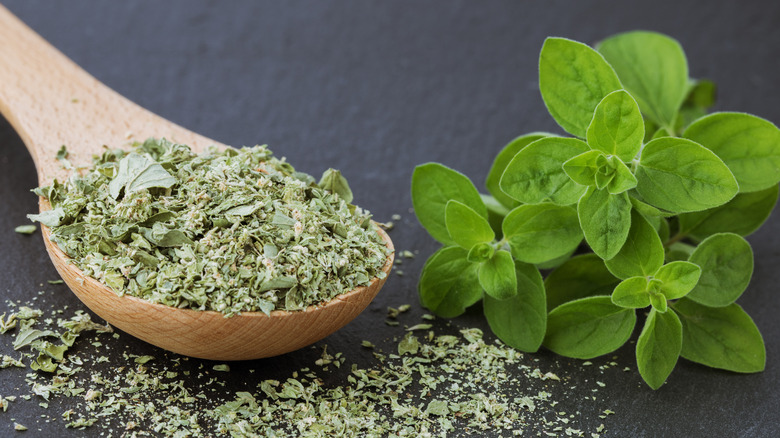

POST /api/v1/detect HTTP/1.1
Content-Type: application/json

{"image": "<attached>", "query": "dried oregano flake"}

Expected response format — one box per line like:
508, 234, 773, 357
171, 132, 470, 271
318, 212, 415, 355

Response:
30, 139, 391, 316
1, 300, 615, 437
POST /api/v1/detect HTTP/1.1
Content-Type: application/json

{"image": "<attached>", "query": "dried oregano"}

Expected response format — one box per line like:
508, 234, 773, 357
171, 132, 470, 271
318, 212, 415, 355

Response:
1, 300, 614, 437
29, 139, 390, 316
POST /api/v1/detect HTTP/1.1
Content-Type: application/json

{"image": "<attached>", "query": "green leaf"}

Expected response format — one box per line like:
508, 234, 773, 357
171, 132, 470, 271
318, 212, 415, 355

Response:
597, 31, 689, 130
499, 137, 589, 205
466, 242, 494, 264
636, 309, 682, 390
657, 217, 670, 243
677, 185, 779, 240
654, 261, 701, 300
642, 118, 659, 143
484, 262, 546, 352
14, 224, 36, 234
445, 200, 495, 249
478, 250, 517, 300
649, 292, 668, 313
412, 163, 487, 245
485, 133, 549, 208
586, 90, 644, 161
13, 326, 58, 350
594, 160, 615, 190
674, 299, 765, 373
577, 187, 632, 260
539, 37, 622, 138
635, 137, 738, 213
223, 204, 260, 217
543, 296, 636, 359
141, 226, 194, 248
684, 112, 780, 193
607, 159, 637, 195
544, 254, 620, 310
666, 242, 696, 263
418, 247, 482, 318
319, 168, 353, 203
687, 79, 716, 108
629, 195, 672, 219
563, 150, 602, 187
534, 247, 577, 270
611, 277, 650, 309
108, 153, 177, 199
675, 79, 717, 132
686, 233, 753, 307
683, 112, 780, 193
502, 203, 581, 264
604, 209, 664, 279
27, 208, 65, 228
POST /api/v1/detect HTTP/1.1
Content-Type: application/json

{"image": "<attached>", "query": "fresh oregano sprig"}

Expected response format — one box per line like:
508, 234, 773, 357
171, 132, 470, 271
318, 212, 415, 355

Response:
412, 30, 780, 389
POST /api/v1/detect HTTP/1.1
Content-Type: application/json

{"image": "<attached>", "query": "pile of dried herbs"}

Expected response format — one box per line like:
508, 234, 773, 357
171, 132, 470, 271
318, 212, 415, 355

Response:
28, 139, 391, 316
1, 297, 616, 437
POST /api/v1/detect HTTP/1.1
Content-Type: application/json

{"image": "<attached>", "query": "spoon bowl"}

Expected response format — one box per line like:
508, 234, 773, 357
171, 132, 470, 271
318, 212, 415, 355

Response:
0, 5, 394, 360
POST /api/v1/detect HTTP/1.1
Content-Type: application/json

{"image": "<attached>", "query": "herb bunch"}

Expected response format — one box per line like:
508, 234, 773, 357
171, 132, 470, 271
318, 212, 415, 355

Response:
412, 31, 780, 389
29, 139, 390, 316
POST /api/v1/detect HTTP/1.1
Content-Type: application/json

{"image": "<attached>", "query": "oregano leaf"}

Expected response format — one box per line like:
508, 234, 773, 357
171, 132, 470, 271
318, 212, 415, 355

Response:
604, 209, 663, 279
648, 292, 668, 313
636, 308, 682, 390
484, 262, 546, 352
577, 187, 632, 260
108, 153, 177, 200
418, 247, 482, 318
675, 79, 717, 133
674, 299, 765, 373
597, 31, 689, 131
611, 277, 650, 309
686, 233, 753, 307
467, 242, 494, 264
544, 254, 620, 310
543, 296, 636, 359
563, 150, 603, 187
499, 137, 589, 205
319, 168, 353, 203
412, 163, 487, 245
478, 250, 517, 300
635, 137, 738, 213
654, 261, 701, 300
534, 247, 577, 270
539, 37, 622, 138
485, 133, 549, 208
444, 200, 495, 249
677, 185, 779, 240
684, 112, 780, 193
502, 203, 582, 264
586, 90, 644, 161
607, 159, 637, 195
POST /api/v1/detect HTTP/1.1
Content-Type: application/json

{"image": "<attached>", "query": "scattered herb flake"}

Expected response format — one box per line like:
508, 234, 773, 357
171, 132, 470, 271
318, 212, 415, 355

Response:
13, 225, 36, 235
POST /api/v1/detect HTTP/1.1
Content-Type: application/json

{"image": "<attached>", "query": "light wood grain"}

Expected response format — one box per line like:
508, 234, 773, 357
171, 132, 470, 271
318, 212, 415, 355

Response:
0, 5, 394, 360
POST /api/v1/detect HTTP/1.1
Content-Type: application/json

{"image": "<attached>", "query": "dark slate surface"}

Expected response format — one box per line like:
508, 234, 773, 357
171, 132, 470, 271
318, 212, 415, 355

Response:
1, 1, 778, 436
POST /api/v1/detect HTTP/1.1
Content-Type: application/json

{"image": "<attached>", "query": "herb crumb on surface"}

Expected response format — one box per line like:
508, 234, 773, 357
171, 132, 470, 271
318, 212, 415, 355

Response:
1, 299, 616, 437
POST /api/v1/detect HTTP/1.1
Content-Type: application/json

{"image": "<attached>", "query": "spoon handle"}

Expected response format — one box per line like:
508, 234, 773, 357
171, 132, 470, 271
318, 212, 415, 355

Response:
0, 5, 219, 185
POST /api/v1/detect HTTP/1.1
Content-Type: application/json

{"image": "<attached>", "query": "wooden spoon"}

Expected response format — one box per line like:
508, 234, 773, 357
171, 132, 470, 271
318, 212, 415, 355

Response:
0, 5, 393, 360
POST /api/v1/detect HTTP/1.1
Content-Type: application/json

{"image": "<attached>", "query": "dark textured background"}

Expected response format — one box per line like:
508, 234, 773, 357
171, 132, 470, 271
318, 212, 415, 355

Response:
1, 1, 779, 436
